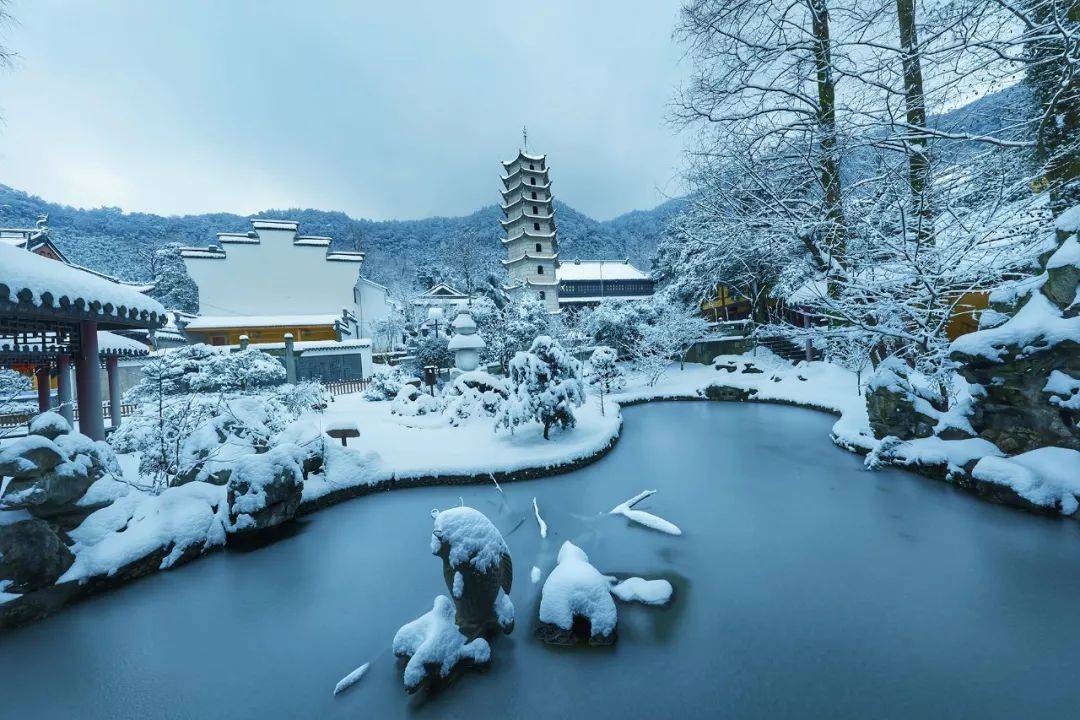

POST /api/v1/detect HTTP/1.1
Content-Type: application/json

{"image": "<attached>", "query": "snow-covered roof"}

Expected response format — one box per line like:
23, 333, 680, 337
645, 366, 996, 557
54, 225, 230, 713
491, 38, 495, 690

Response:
556, 260, 649, 282
325, 251, 364, 262
251, 219, 299, 231
501, 150, 546, 166
421, 283, 468, 299
0, 242, 165, 325
558, 295, 653, 304
97, 331, 150, 356
184, 313, 342, 330
241, 338, 372, 353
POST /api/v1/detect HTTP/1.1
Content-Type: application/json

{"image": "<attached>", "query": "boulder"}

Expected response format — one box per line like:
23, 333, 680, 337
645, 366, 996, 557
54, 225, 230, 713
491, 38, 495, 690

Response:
430, 507, 514, 639
0, 518, 74, 593
700, 384, 756, 402
537, 542, 617, 646
226, 444, 305, 534
865, 359, 937, 441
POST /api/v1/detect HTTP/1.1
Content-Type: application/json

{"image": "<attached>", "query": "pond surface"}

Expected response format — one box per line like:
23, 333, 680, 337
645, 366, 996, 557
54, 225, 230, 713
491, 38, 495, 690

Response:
3, 402, 1080, 719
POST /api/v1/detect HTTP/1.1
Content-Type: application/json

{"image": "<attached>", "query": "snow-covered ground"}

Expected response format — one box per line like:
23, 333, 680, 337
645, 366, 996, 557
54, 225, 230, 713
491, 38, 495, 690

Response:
303, 393, 621, 502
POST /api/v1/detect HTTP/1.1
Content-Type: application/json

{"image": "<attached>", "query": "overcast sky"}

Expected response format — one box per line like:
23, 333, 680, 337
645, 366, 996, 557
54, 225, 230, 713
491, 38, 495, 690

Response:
0, 1, 688, 221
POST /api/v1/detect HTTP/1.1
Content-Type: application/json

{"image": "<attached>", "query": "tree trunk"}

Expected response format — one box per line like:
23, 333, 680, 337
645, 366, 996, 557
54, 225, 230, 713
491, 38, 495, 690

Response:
895, 0, 935, 245
808, 0, 847, 278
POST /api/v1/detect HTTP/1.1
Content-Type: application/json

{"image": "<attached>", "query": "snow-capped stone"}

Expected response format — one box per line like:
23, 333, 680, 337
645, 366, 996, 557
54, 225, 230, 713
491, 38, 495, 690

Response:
611, 577, 674, 606
28, 411, 72, 441
537, 541, 617, 645
392, 595, 491, 693
226, 444, 305, 534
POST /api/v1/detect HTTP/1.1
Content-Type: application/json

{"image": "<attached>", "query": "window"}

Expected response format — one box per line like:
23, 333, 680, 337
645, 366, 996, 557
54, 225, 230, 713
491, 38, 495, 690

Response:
533, 222, 540, 231
211, 336, 226, 346
537, 266, 545, 275
532, 205, 538, 214
539, 291, 546, 300
535, 243, 542, 252
530, 178, 536, 185
529, 163, 535, 170
531, 192, 537, 199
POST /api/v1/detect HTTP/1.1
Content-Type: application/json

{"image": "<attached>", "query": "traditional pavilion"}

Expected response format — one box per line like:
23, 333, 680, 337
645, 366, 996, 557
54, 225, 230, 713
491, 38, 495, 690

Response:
500, 148, 561, 312
0, 243, 164, 440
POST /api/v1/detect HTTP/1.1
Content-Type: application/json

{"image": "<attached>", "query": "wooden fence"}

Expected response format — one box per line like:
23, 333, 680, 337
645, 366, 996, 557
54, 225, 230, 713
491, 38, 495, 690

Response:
0, 402, 137, 430
324, 378, 368, 397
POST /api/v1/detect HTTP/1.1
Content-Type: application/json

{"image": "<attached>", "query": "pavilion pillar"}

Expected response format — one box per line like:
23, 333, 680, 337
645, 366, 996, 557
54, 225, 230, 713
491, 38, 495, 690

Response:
35, 365, 51, 413
56, 353, 74, 424
284, 333, 297, 384
106, 356, 122, 429
75, 321, 105, 440
803, 311, 813, 362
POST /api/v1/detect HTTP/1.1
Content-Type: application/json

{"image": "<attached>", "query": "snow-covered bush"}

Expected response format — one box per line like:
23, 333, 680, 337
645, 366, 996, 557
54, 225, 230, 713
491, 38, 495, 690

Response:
440, 371, 508, 425
0, 367, 35, 416
410, 333, 453, 372
363, 365, 405, 401
496, 336, 585, 440
390, 385, 439, 417
112, 346, 323, 490
474, 295, 553, 373
585, 346, 624, 416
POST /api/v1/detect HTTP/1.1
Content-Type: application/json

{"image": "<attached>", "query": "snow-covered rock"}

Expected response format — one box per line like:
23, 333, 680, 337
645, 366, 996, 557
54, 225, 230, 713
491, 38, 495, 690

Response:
390, 385, 439, 417
392, 595, 491, 693
611, 577, 674, 606
0, 518, 74, 593
430, 506, 514, 638
537, 541, 617, 645
226, 444, 306, 534
971, 447, 1080, 515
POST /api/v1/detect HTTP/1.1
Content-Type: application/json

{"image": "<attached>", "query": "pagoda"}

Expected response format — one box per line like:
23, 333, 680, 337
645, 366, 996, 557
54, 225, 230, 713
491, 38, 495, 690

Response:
500, 147, 560, 312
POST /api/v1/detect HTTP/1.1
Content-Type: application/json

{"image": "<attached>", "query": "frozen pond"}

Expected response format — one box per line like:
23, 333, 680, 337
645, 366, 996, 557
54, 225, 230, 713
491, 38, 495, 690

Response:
3, 402, 1080, 719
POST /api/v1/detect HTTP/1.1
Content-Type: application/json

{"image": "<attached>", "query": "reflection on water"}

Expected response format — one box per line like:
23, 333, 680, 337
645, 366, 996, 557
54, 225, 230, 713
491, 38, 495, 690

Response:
2, 402, 1080, 720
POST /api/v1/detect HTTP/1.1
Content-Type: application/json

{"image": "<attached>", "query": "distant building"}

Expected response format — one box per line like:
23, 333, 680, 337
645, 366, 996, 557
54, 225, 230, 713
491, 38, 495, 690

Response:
1, 217, 69, 264
180, 218, 394, 351
556, 259, 655, 308
412, 283, 472, 311
500, 150, 560, 312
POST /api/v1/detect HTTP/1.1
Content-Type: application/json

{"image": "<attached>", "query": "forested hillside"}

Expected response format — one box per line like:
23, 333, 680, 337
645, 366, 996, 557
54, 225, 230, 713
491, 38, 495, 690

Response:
0, 185, 683, 292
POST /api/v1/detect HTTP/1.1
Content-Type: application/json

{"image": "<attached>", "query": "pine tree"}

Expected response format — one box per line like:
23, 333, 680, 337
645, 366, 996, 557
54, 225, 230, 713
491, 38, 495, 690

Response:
497, 336, 585, 440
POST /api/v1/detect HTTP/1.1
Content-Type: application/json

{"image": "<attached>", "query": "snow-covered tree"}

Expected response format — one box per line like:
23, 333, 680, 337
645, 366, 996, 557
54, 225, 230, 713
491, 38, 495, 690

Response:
497, 336, 585, 440
0, 367, 34, 419
473, 295, 552, 373
586, 346, 623, 416
143, 243, 199, 313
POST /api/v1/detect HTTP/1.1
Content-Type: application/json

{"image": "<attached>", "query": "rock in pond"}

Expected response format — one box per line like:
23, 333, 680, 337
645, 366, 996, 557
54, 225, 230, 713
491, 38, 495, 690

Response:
0, 518, 74, 593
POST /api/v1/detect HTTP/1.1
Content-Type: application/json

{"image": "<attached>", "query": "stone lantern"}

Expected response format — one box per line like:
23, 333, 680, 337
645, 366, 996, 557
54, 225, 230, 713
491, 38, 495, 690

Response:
448, 311, 485, 372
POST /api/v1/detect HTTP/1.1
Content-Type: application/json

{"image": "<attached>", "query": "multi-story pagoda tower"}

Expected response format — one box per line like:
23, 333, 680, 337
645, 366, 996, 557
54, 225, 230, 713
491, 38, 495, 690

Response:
500, 146, 560, 312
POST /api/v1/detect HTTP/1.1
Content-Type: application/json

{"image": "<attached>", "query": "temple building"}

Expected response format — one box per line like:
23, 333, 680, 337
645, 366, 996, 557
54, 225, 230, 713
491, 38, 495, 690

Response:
556, 259, 655, 308
180, 218, 394, 357
500, 149, 560, 312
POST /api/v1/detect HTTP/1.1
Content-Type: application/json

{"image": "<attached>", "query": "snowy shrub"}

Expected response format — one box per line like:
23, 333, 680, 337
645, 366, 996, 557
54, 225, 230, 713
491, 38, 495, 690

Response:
496, 336, 585, 440
410, 333, 453, 372
363, 365, 405, 401
473, 295, 552, 373
0, 367, 35, 417
585, 346, 624, 416
113, 348, 323, 491
440, 371, 508, 425
390, 385, 440, 417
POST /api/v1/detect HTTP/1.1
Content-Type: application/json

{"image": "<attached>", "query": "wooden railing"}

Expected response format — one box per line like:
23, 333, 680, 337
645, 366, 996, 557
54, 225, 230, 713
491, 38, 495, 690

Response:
324, 379, 368, 397
0, 402, 137, 429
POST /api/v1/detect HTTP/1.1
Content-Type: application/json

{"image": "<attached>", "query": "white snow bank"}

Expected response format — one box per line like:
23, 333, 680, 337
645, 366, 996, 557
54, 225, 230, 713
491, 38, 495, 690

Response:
972, 447, 1080, 515
1044, 370, 1080, 410
392, 595, 491, 692
950, 293, 1079, 360
610, 490, 682, 535
430, 506, 509, 573
611, 577, 673, 605
539, 541, 617, 638
61, 481, 227, 581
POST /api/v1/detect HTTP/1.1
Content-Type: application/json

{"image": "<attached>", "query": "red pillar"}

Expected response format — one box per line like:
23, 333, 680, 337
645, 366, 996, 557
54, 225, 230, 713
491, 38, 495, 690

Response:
56, 353, 73, 424
35, 365, 51, 413
106, 356, 122, 429
75, 321, 105, 440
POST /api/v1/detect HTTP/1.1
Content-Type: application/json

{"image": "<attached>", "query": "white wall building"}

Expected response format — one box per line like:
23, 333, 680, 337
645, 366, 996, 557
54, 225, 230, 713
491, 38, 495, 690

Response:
500, 150, 560, 312
180, 219, 395, 351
